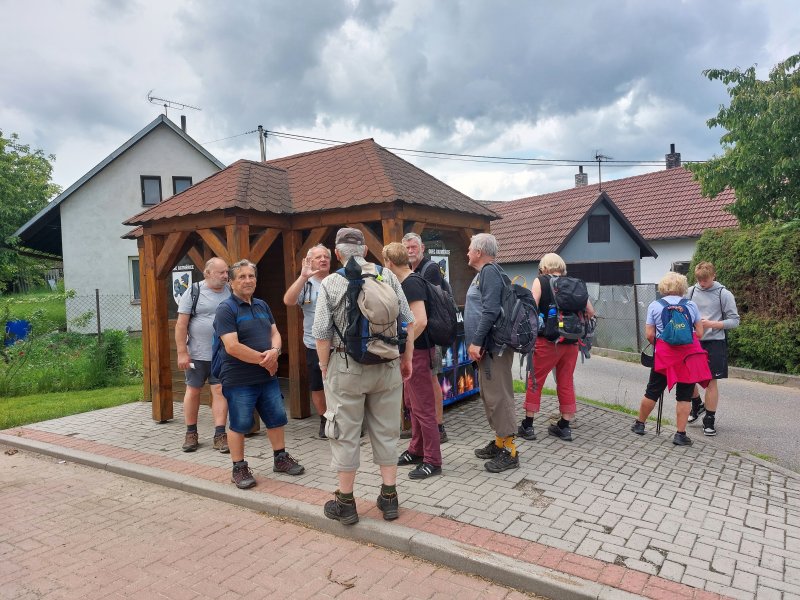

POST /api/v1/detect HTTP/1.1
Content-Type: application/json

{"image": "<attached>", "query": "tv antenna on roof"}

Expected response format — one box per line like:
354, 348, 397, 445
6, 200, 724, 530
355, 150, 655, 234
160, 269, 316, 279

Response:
146, 90, 201, 117
595, 151, 612, 191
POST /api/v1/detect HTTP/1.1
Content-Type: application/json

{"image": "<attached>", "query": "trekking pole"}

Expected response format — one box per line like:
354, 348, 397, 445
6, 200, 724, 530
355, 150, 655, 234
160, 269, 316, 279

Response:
656, 392, 663, 435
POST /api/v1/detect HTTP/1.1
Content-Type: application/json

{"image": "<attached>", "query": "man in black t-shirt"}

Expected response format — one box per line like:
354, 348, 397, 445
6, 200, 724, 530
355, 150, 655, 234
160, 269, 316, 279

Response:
402, 233, 448, 443
214, 259, 305, 489
384, 242, 442, 479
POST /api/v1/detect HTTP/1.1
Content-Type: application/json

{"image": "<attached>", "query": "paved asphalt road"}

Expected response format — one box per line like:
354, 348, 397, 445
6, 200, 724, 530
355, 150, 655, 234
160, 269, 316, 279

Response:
540, 355, 800, 474
1, 448, 543, 600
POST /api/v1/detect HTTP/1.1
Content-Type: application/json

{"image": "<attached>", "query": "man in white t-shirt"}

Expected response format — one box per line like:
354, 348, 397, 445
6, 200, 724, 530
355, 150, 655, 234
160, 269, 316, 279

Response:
283, 244, 331, 438
175, 257, 231, 452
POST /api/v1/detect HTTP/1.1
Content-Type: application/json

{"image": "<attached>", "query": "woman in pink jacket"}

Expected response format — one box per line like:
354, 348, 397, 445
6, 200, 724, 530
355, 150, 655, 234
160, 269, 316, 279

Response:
631, 272, 710, 446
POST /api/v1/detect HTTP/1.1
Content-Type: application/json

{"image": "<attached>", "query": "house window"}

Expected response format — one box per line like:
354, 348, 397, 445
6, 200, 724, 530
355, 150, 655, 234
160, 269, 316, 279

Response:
129, 257, 141, 303
671, 261, 691, 275
172, 176, 192, 195
141, 176, 162, 205
588, 215, 610, 243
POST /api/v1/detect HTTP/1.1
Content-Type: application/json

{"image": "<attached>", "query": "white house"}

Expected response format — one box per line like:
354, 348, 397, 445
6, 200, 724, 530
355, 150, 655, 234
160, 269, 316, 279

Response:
14, 115, 224, 331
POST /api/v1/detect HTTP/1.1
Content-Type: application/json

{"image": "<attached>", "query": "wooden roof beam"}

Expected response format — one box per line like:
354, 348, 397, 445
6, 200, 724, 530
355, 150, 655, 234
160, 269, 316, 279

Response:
249, 228, 281, 264
347, 222, 384, 262
296, 227, 331, 264
197, 228, 232, 264
155, 231, 191, 279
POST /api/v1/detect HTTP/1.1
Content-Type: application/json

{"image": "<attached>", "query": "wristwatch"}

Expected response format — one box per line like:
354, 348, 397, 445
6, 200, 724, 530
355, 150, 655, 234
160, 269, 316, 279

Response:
273, 347, 281, 357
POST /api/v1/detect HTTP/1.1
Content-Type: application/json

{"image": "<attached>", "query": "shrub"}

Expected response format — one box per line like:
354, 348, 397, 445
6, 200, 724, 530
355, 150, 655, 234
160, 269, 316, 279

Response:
691, 222, 800, 373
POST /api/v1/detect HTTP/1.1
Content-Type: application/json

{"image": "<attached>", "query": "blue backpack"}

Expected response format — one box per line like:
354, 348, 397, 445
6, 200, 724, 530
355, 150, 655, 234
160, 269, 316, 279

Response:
210, 296, 242, 380
657, 298, 694, 345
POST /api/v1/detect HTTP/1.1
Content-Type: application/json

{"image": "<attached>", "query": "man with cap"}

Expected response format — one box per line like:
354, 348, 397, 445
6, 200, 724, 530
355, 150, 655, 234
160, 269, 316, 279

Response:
313, 227, 414, 525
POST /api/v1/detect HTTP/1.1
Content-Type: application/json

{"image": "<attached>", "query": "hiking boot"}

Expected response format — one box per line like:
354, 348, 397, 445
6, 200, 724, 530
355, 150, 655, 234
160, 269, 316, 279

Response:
231, 462, 256, 489
688, 402, 706, 423
518, 422, 536, 440
318, 417, 327, 439
324, 493, 359, 525
474, 439, 503, 459
673, 432, 693, 446
400, 428, 412, 439
273, 452, 305, 476
631, 421, 646, 435
702, 416, 717, 436
397, 450, 424, 466
376, 492, 399, 520
182, 431, 199, 452
213, 432, 229, 453
484, 449, 519, 473
439, 426, 449, 444
409, 463, 442, 479
548, 423, 573, 441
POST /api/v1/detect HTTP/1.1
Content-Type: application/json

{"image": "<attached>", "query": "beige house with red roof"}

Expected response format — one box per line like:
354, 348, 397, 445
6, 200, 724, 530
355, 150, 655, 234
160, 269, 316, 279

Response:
123, 139, 496, 421
490, 162, 738, 285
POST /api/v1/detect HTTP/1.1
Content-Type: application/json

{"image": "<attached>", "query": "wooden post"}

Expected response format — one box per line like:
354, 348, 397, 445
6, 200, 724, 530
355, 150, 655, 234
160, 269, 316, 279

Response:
143, 233, 173, 422
283, 229, 310, 418
382, 218, 404, 246
137, 240, 151, 402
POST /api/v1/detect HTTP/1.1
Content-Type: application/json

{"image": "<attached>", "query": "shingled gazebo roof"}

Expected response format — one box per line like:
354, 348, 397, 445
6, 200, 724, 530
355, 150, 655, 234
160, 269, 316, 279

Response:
126, 139, 496, 226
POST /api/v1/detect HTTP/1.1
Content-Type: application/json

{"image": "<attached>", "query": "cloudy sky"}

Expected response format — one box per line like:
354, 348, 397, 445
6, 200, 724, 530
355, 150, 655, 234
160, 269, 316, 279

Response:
2, 0, 797, 201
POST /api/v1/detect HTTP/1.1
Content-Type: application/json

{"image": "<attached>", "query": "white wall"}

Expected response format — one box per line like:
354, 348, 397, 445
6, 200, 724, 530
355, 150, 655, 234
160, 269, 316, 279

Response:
639, 238, 698, 284
60, 125, 221, 332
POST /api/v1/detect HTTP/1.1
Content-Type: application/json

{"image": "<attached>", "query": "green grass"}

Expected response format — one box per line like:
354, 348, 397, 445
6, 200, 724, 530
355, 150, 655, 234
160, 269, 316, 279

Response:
2, 289, 68, 331
751, 452, 777, 463
0, 384, 143, 430
513, 379, 672, 425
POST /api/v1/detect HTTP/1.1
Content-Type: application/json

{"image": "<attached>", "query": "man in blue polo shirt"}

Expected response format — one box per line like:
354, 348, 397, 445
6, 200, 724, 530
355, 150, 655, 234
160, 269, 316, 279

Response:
215, 259, 305, 489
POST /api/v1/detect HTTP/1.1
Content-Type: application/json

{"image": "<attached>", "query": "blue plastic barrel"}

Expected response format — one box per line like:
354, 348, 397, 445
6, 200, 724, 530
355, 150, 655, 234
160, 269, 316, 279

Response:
5, 320, 31, 346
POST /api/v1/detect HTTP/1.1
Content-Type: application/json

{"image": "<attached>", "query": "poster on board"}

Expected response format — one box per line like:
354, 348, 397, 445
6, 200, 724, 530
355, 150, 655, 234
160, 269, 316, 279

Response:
171, 265, 194, 306
428, 248, 450, 284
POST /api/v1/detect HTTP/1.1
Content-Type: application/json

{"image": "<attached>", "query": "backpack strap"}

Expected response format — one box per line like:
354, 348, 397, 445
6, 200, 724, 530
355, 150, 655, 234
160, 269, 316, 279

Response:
190, 282, 201, 317
548, 275, 560, 310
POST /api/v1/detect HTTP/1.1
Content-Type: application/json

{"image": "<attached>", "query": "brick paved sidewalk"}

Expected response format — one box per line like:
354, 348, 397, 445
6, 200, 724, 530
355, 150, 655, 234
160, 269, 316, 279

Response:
2, 393, 799, 600
1, 448, 540, 600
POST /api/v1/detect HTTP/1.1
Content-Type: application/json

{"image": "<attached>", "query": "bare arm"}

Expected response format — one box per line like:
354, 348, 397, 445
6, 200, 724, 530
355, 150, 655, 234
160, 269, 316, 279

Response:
645, 324, 656, 345
175, 313, 191, 369
585, 299, 596, 319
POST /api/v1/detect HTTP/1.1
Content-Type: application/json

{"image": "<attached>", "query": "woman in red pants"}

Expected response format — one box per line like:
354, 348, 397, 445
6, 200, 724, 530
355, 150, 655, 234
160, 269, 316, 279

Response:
520, 253, 594, 442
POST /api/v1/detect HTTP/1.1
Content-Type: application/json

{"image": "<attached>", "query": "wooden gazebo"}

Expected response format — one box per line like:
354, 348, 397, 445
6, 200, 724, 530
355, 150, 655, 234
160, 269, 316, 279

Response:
124, 139, 497, 422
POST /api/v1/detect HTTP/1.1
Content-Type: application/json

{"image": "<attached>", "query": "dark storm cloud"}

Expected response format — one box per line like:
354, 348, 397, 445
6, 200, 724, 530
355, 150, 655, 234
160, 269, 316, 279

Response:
176, 0, 770, 148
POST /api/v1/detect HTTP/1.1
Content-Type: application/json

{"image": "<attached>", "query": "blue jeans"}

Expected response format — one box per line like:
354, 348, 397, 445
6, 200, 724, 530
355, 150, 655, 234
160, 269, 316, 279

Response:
223, 380, 288, 433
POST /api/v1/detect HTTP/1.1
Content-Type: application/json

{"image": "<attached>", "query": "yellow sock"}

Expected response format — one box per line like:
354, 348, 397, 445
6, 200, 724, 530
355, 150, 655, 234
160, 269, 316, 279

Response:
494, 435, 504, 449
502, 436, 517, 457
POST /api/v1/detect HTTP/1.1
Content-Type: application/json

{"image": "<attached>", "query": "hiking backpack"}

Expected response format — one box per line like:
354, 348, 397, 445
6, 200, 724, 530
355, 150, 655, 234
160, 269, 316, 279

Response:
487, 263, 538, 354
543, 275, 590, 344
210, 296, 242, 380
657, 298, 694, 345
408, 273, 458, 347
333, 258, 405, 364
421, 259, 454, 297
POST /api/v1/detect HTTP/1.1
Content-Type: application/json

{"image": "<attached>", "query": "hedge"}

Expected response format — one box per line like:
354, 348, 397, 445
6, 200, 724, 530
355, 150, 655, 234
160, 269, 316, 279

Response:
690, 222, 800, 374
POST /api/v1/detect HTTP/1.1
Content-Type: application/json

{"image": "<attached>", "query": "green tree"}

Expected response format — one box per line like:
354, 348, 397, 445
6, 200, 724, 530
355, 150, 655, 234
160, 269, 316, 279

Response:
688, 53, 800, 225
0, 131, 61, 291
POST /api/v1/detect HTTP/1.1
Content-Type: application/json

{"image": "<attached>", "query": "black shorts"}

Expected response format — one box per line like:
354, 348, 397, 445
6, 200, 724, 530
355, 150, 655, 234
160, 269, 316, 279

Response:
644, 368, 695, 402
700, 339, 728, 379
306, 347, 325, 392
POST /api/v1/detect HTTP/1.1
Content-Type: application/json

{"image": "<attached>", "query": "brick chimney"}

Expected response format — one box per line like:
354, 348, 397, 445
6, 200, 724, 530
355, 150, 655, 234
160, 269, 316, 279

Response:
665, 143, 681, 169
575, 165, 588, 187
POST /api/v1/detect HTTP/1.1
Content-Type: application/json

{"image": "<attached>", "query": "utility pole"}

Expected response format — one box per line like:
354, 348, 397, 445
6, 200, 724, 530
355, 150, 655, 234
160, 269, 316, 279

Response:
258, 125, 266, 161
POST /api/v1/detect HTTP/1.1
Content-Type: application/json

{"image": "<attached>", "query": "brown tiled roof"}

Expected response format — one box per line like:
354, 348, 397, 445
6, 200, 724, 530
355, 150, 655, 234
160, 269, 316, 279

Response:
265, 139, 495, 217
126, 160, 291, 225
125, 139, 496, 226
491, 167, 738, 262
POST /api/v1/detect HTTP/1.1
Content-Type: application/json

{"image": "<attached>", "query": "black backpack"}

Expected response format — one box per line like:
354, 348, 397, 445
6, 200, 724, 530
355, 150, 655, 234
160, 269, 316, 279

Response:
543, 275, 590, 344
421, 259, 454, 297
487, 263, 538, 354
408, 273, 458, 346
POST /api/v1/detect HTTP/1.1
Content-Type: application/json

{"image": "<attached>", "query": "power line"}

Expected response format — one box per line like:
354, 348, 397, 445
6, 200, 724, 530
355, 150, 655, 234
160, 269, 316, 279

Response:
207, 126, 705, 167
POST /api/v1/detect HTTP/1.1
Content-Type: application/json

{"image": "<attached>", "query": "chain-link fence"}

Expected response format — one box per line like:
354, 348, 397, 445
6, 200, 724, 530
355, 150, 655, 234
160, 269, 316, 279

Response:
592, 284, 658, 353
67, 292, 142, 334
